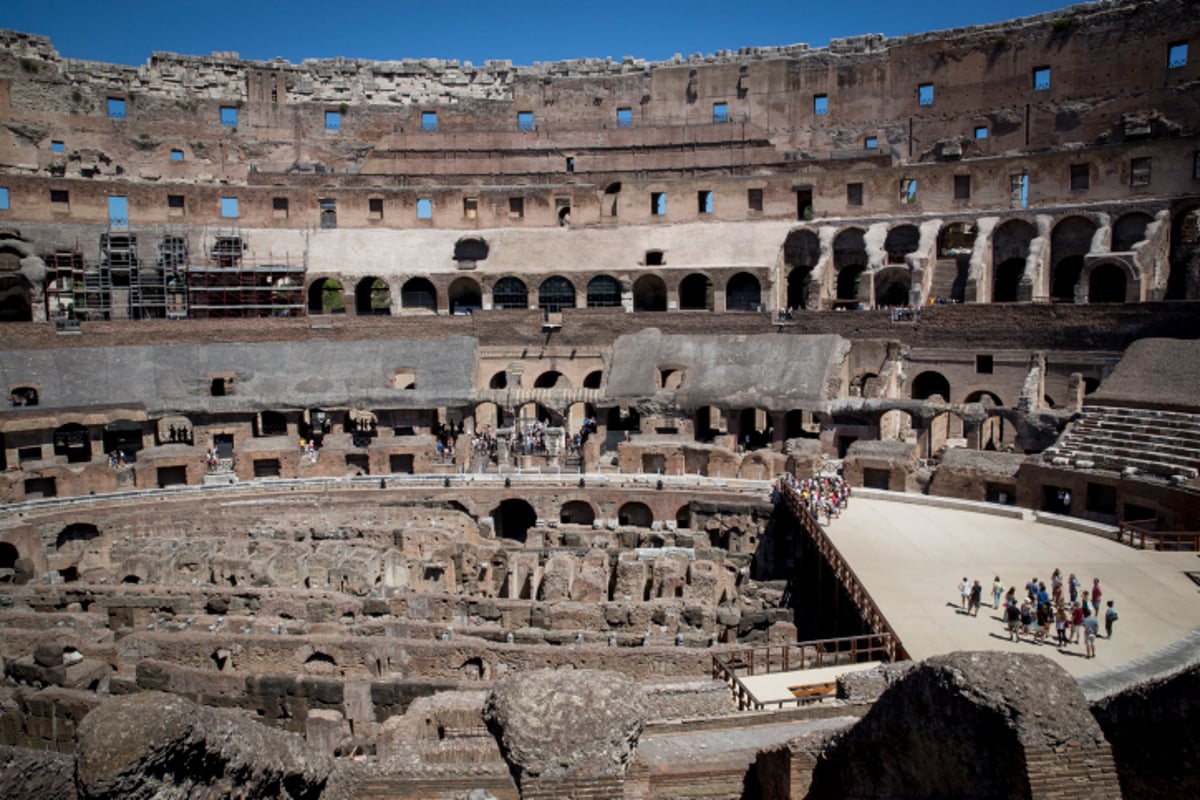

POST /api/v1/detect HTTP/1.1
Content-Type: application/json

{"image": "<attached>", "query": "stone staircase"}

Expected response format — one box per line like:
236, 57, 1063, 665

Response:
1042, 405, 1200, 481
929, 256, 968, 302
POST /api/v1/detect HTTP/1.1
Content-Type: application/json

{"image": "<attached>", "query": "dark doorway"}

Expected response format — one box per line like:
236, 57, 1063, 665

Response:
493, 499, 538, 542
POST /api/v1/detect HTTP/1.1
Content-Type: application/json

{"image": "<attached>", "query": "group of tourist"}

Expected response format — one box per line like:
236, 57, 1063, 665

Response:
783, 473, 852, 525
959, 570, 1118, 659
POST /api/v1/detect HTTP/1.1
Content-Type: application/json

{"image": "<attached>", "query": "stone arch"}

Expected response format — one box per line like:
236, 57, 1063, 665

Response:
0, 542, 19, 573
836, 265, 866, 307
725, 272, 762, 311
537, 275, 576, 312
400, 277, 437, 312
586, 274, 622, 307
632, 274, 667, 312
737, 407, 772, 449
911, 371, 951, 402
678, 272, 714, 311
355, 276, 392, 315
488, 370, 509, 390
784, 228, 820, 310
53, 423, 92, 463
849, 372, 882, 399
533, 370, 567, 389
0, 273, 32, 322
993, 259, 1025, 303
1112, 212, 1153, 252
964, 390, 1010, 450
694, 405, 724, 442
492, 498, 538, 542
884, 224, 920, 265
307, 277, 345, 315
936, 222, 976, 303
618, 501, 653, 528
560, 500, 596, 525
833, 228, 867, 268
675, 505, 692, 529
1050, 216, 1096, 302
448, 277, 482, 315
992, 219, 1034, 302
492, 277, 529, 310
1087, 261, 1130, 303
874, 267, 912, 307
583, 370, 603, 389
738, 453, 772, 480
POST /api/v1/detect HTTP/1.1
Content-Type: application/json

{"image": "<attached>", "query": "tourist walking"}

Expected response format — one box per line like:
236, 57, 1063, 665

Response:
1091, 577, 1103, 608
992, 576, 1003, 609
1105, 601, 1118, 639
960, 577, 970, 611
968, 580, 982, 617
1004, 600, 1021, 642
1070, 602, 1084, 644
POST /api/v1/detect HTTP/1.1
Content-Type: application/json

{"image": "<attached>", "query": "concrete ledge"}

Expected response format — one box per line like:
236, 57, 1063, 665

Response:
1031, 511, 1119, 539
850, 488, 1030, 520
1078, 627, 1200, 701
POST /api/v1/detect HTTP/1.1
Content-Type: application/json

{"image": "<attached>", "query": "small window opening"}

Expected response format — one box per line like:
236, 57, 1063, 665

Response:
319, 197, 337, 228
211, 378, 228, 396
517, 111, 534, 131
616, 107, 633, 127
51, 140, 65, 153
565, 156, 575, 172
107, 97, 126, 119
1033, 67, 1051, 91
220, 197, 239, 218
1130, 157, 1151, 187
847, 182, 863, 207
1010, 173, 1028, 208
813, 94, 828, 115
698, 190, 713, 214
645, 250, 665, 266
976, 355, 994, 374
417, 198, 432, 219
421, 111, 438, 132
651, 192, 666, 216
747, 188, 763, 211
918, 84, 934, 106
369, 197, 383, 220
51, 189, 70, 206
0, 188, 8, 210
167, 194, 184, 216
11, 387, 38, 406
508, 197, 524, 218
325, 110, 341, 131
220, 106, 238, 127
954, 174, 971, 200
273, 197, 289, 218
900, 179, 917, 204
1169, 42, 1188, 69
864, 136, 878, 149
170, 148, 184, 161
463, 197, 478, 219
1070, 164, 1089, 191
974, 126, 988, 139
712, 102, 728, 123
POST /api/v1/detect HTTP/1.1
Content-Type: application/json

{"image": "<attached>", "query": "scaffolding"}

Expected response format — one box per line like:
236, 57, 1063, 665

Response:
42, 226, 306, 322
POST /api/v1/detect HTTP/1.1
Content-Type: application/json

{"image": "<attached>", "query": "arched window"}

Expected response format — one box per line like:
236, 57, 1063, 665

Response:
537, 276, 576, 312
725, 272, 762, 311
448, 277, 482, 315
492, 277, 529, 310
400, 278, 437, 312
632, 275, 667, 312
355, 277, 391, 315
586, 275, 622, 307
307, 278, 345, 314
679, 273, 713, 311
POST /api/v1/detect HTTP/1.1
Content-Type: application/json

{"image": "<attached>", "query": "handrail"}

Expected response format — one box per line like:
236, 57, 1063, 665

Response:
711, 632, 896, 711
1117, 519, 1200, 551
777, 479, 910, 662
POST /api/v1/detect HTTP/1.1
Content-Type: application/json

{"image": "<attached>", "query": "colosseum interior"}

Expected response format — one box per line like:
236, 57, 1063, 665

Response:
1, 1, 1199, 798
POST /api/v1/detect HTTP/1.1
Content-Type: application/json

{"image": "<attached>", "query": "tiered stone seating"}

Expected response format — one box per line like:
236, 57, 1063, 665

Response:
1043, 405, 1200, 481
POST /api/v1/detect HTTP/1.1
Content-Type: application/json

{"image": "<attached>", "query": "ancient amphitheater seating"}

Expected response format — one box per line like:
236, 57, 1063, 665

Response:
1044, 405, 1200, 480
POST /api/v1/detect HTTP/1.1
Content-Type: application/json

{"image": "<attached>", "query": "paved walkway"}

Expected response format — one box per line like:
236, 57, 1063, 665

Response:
825, 497, 1200, 680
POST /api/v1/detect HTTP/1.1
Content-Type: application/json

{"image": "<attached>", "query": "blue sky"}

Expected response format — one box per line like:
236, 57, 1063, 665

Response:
2, 1, 1080, 66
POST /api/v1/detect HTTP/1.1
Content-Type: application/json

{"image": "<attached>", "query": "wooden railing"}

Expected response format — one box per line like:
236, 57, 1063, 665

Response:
777, 480, 910, 661
711, 633, 896, 711
1118, 519, 1200, 551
